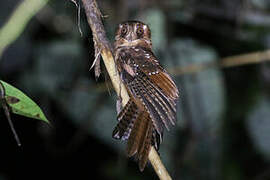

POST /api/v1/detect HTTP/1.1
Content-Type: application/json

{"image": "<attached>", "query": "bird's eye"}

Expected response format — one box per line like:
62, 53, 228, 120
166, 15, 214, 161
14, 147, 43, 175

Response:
136, 26, 144, 36
121, 26, 128, 36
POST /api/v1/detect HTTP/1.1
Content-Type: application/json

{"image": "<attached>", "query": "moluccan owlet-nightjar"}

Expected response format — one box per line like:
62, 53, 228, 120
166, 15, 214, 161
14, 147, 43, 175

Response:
112, 21, 179, 171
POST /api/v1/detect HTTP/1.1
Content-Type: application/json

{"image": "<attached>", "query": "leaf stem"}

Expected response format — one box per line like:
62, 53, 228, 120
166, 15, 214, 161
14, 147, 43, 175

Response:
0, 82, 21, 146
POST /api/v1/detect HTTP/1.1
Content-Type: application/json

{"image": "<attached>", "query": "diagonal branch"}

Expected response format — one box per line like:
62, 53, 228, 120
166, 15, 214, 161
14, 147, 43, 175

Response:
81, 0, 172, 179
81, 0, 129, 104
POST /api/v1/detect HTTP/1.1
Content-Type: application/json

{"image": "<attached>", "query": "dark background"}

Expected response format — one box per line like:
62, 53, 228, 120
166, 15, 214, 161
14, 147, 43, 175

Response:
1, 0, 270, 179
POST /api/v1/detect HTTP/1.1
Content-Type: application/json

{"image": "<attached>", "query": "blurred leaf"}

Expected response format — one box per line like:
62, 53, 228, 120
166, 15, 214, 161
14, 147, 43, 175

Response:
0, 80, 49, 123
251, 0, 270, 9
247, 94, 270, 160
167, 39, 225, 134
143, 8, 166, 53
0, 0, 49, 57
19, 40, 84, 96
56, 78, 123, 150
164, 39, 225, 179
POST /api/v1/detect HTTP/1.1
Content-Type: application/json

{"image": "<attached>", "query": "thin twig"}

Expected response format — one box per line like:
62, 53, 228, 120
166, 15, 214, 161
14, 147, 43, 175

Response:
81, 0, 171, 179
0, 82, 21, 146
170, 50, 270, 75
70, 0, 83, 37
219, 50, 270, 68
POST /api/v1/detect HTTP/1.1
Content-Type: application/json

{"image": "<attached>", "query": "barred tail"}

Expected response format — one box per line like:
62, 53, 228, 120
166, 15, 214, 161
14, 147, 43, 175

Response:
127, 111, 152, 171
112, 99, 159, 171
112, 99, 138, 141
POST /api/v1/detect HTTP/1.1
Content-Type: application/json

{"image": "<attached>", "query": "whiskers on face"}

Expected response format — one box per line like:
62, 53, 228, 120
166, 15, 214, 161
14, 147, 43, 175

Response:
114, 21, 152, 49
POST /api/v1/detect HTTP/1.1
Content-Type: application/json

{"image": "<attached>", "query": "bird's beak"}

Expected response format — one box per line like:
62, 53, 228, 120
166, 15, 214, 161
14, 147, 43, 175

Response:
126, 32, 135, 42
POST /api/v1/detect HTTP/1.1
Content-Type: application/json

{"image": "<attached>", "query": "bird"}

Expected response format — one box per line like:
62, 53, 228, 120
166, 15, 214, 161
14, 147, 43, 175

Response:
112, 20, 179, 171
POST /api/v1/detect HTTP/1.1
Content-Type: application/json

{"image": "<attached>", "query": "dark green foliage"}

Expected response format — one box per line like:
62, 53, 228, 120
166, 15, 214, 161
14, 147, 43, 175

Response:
0, 0, 270, 179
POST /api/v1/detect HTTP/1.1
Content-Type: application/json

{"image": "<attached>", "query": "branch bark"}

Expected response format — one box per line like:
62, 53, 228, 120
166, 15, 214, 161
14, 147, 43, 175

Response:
81, 0, 172, 179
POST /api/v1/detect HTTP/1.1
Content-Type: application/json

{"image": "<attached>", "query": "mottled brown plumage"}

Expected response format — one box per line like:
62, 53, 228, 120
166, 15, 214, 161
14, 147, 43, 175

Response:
112, 21, 179, 171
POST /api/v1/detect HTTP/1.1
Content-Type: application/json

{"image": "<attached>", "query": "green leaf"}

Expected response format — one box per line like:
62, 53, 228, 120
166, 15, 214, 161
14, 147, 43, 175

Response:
0, 80, 49, 123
